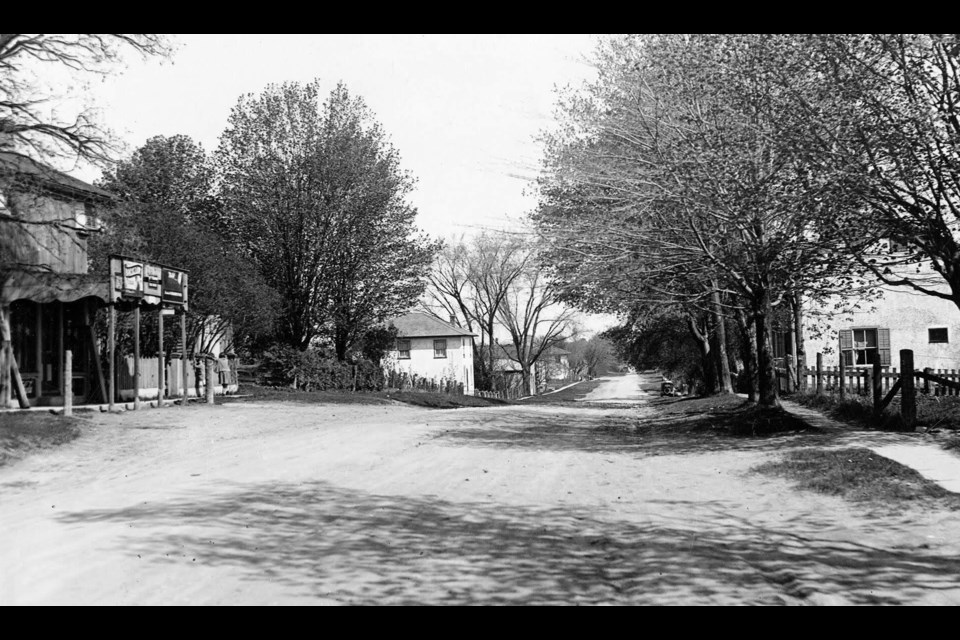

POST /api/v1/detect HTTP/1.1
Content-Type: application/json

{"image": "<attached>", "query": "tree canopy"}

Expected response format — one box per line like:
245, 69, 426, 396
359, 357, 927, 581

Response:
216, 80, 438, 358
92, 135, 278, 356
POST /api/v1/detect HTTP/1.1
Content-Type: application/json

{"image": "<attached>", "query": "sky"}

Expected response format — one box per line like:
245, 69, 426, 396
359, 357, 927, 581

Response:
55, 34, 617, 334
67, 34, 601, 238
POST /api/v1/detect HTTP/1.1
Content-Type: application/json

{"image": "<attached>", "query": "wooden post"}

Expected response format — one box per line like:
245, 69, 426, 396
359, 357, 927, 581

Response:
10, 353, 29, 409
181, 310, 188, 407
901, 349, 916, 431
352, 365, 357, 392
924, 367, 932, 395
0, 304, 11, 409
839, 356, 846, 399
133, 305, 140, 410
57, 301, 64, 399
785, 355, 795, 393
87, 325, 106, 406
873, 360, 882, 415
816, 353, 823, 395
157, 308, 164, 405
108, 305, 116, 411
63, 349, 73, 417
205, 357, 215, 404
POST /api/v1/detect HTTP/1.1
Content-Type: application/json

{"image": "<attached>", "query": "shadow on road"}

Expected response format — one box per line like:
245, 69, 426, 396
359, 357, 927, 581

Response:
431, 403, 841, 457
56, 479, 960, 605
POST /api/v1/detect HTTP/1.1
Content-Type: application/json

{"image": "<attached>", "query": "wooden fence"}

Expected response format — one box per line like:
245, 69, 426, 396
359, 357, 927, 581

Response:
778, 349, 959, 431
476, 387, 523, 401
115, 355, 239, 401
384, 369, 464, 396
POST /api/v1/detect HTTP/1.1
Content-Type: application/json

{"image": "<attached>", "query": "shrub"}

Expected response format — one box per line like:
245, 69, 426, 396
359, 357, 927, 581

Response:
255, 346, 384, 391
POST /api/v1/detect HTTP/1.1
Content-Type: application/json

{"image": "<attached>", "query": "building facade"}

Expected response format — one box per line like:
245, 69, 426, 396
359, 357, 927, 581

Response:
1, 153, 114, 408
384, 312, 476, 395
802, 262, 960, 373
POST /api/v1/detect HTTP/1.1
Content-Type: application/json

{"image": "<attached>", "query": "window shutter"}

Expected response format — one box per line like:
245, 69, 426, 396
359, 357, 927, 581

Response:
878, 328, 891, 366
838, 329, 853, 351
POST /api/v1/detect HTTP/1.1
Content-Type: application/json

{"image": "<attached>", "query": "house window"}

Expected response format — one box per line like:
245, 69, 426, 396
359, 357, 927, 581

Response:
929, 327, 949, 344
433, 339, 447, 358
397, 339, 411, 359
839, 327, 891, 367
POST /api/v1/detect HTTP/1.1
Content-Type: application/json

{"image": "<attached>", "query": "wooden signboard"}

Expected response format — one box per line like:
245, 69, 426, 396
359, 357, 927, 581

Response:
109, 255, 188, 310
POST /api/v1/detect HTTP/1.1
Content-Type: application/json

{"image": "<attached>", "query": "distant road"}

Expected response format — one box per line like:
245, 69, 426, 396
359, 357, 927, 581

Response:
578, 372, 659, 404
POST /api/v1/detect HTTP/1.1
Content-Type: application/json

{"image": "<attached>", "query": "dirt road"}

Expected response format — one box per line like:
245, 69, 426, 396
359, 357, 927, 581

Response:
3, 373, 960, 605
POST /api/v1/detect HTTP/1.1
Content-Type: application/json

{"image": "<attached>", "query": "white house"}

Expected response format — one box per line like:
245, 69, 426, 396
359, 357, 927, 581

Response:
385, 312, 476, 395
803, 258, 960, 372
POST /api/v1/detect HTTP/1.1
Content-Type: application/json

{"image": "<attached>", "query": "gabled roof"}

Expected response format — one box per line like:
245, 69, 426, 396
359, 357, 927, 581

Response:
389, 312, 476, 338
0, 152, 114, 202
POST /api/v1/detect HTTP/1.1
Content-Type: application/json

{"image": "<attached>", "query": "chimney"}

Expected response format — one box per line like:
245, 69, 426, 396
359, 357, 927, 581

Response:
449, 314, 457, 325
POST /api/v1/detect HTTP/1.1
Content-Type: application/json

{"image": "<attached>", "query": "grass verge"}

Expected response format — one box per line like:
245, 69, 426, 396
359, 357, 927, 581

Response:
0, 412, 83, 467
648, 393, 818, 436
754, 446, 960, 510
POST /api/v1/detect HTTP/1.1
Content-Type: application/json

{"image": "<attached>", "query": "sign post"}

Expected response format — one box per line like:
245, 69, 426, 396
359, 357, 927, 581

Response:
108, 304, 115, 411
109, 255, 189, 410
133, 305, 140, 411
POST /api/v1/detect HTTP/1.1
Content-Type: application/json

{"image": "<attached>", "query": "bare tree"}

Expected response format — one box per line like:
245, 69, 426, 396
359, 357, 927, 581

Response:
421, 232, 528, 388
0, 34, 172, 167
497, 256, 579, 395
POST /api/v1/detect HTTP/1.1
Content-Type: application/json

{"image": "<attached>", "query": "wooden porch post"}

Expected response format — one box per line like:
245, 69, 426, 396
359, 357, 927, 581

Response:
108, 304, 116, 411
63, 349, 73, 417
157, 308, 164, 404
0, 303, 11, 409
133, 305, 140, 410
181, 310, 188, 407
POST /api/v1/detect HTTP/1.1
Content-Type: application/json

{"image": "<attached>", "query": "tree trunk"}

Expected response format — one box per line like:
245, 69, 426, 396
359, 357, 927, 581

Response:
792, 291, 805, 391
754, 285, 780, 408
711, 288, 733, 394
521, 363, 535, 397
736, 308, 759, 403
688, 313, 716, 395
334, 328, 349, 362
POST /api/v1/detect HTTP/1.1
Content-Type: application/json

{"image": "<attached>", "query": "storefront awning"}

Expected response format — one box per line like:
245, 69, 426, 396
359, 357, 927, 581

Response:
1, 270, 109, 305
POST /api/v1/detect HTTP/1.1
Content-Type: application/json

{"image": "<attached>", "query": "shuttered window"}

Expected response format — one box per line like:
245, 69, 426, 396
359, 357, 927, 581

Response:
839, 328, 890, 367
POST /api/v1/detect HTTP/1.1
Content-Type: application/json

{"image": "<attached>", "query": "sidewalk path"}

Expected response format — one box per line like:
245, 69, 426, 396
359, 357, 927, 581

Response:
779, 399, 960, 494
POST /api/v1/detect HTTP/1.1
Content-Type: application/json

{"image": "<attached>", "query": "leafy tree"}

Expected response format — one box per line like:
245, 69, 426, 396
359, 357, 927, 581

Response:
784, 34, 960, 311
535, 34, 871, 406
216, 80, 439, 358
356, 323, 399, 367
91, 135, 278, 359
0, 34, 171, 166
